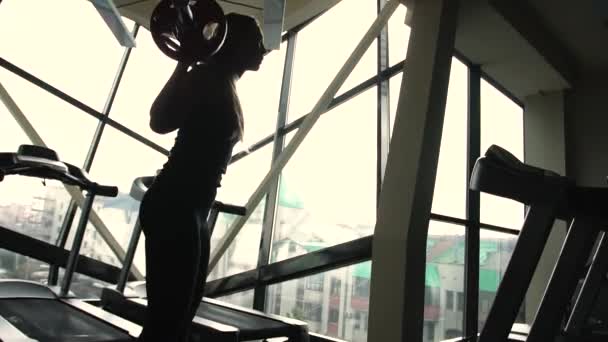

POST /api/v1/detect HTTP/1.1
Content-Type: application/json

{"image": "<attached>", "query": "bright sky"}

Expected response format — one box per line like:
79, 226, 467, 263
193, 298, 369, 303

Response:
0, 0, 525, 273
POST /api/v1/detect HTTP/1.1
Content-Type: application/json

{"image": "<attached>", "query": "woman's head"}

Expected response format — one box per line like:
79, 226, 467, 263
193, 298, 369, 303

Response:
213, 13, 266, 73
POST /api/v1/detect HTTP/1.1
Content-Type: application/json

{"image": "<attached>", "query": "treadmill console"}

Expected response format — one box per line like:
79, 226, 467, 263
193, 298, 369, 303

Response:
17, 145, 59, 161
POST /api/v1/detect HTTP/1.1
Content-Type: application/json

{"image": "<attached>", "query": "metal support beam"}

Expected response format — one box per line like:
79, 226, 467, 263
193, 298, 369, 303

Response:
464, 64, 481, 338
209, 0, 400, 271
367, 0, 460, 340
253, 32, 297, 311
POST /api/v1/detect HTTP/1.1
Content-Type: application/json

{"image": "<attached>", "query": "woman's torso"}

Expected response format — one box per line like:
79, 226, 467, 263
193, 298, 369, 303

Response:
144, 67, 242, 214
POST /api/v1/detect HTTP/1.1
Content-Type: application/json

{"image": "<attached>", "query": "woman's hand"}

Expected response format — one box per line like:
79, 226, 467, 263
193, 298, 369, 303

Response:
150, 61, 198, 134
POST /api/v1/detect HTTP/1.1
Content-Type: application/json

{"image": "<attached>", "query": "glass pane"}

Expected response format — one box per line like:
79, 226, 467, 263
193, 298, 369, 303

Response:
478, 229, 521, 330
208, 201, 264, 281
237, 42, 286, 145
480, 79, 524, 229
389, 57, 468, 219
388, 2, 411, 67
288, 0, 377, 123
217, 142, 273, 207
85, 125, 169, 274
208, 144, 273, 280
426, 221, 465, 341
0, 179, 71, 244
0, 249, 50, 282
0, 67, 98, 167
266, 220, 464, 342
64, 205, 121, 270
265, 263, 370, 340
0, 0, 128, 111
107, 28, 178, 150
272, 88, 376, 263
216, 290, 254, 309
0, 66, 95, 247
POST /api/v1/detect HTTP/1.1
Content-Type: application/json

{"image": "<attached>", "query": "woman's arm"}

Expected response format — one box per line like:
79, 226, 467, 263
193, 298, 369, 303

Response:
149, 61, 199, 134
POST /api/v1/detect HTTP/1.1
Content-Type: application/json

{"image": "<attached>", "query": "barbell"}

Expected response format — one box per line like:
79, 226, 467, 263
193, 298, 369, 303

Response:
150, 0, 228, 63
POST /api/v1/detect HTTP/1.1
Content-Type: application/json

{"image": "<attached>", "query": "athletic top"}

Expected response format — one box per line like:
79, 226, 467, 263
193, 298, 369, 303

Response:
147, 67, 242, 212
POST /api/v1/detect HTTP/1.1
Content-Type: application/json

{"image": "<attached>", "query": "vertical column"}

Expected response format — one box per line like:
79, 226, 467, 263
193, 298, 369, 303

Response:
464, 65, 481, 337
253, 33, 298, 311
523, 90, 567, 322
367, 0, 460, 340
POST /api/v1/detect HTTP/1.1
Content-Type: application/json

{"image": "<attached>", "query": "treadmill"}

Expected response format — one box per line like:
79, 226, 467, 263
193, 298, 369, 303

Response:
471, 145, 608, 342
101, 176, 310, 341
0, 144, 141, 341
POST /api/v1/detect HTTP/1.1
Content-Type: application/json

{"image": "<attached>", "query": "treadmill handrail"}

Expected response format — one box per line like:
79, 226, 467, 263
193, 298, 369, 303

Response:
470, 145, 569, 205
130, 176, 154, 201
128, 176, 246, 216
0, 152, 118, 197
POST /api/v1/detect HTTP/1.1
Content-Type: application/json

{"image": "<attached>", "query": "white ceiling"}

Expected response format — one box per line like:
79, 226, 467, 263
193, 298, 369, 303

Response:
111, 0, 608, 100
530, 0, 608, 75
113, 0, 340, 33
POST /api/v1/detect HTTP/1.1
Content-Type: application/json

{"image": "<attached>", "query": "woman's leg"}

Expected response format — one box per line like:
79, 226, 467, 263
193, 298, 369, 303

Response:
186, 223, 211, 326
138, 210, 201, 342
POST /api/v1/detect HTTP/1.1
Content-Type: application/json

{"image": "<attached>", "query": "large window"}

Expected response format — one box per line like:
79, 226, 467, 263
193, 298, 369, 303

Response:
480, 79, 524, 229
424, 221, 465, 342
0, 66, 98, 248
0, 1, 531, 339
272, 88, 377, 262
0, 67, 98, 166
235, 43, 287, 146
103, 28, 178, 150
288, 0, 377, 123
208, 142, 274, 280
478, 229, 520, 329
86, 125, 170, 274
265, 221, 465, 342
265, 263, 370, 341
388, 2, 411, 67
0, 1, 127, 111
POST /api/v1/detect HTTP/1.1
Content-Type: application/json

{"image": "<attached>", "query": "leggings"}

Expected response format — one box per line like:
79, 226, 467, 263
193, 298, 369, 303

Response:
137, 189, 212, 342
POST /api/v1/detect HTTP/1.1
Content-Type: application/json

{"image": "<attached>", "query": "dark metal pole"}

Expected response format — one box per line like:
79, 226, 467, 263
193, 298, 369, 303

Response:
464, 64, 481, 339
60, 191, 96, 297
253, 33, 297, 311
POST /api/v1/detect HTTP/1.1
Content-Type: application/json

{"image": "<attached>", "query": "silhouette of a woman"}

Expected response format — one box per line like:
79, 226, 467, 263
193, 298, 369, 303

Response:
137, 13, 265, 342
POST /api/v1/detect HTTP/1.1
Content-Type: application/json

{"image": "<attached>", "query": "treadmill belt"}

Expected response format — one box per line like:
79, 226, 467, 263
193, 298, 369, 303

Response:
197, 302, 290, 338
0, 299, 132, 341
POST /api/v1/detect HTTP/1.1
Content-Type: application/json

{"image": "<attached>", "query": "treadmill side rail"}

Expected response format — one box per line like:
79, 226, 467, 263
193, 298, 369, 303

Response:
63, 298, 142, 338
0, 280, 57, 299
203, 296, 308, 327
